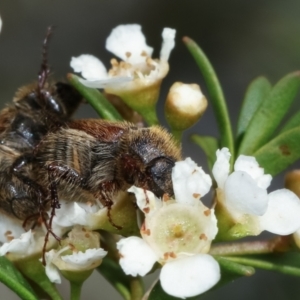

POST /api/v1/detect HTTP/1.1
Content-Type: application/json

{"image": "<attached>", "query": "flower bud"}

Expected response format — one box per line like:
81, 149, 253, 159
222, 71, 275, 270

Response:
165, 82, 208, 131
285, 170, 300, 198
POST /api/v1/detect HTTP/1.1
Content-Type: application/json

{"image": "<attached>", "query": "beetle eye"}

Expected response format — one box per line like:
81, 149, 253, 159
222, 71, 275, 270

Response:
146, 157, 175, 197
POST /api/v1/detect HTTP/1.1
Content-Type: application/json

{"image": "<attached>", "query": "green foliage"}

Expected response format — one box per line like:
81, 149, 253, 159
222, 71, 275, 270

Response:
236, 76, 271, 143
0, 257, 38, 300
183, 37, 234, 166
238, 72, 300, 156
97, 257, 132, 300
254, 126, 300, 175
67, 74, 123, 121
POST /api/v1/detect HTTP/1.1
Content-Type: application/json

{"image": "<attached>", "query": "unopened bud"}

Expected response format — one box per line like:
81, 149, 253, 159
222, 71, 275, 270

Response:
285, 170, 300, 198
165, 82, 208, 131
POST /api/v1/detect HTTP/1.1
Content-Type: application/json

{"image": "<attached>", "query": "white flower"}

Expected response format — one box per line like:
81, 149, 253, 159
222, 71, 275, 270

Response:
70, 24, 176, 91
0, 219, 62, 260
212, 147, 300, 237
45, 247, 107, 283
117, 158, 220, 298
0, 198, 100, 261
44, 226, 107, 283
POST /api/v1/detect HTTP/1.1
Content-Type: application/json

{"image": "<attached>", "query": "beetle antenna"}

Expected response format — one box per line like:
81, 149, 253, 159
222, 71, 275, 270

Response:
37, 26, 54, 93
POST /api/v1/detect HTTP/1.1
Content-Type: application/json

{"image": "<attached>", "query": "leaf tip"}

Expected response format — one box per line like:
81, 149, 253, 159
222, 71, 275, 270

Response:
182, 36, 192, 44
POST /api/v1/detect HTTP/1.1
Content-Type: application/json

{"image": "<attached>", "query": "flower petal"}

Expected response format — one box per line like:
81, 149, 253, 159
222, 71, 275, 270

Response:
172, 157, 212, 205
0, 230, 34, 256
212, 148, 231, 189
0, 15, 2, 33
45, 250, 62, 284
224, 171, 268, 216
70, 54, 107, 81
159, 28, 176, 61
61, 248, 107, 269
234, 155, 272, 189
78, 76, 133, 89
128, 186, 162, 213
0, 213, 25, 244
53, 202, 90, 227
105, 24, 153, 64
160, 254, 220, 298
117, 237, 158, 276
259, 189, 300, 235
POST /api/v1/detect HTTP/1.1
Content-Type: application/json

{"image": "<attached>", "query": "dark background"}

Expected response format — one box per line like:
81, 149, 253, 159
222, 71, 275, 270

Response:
0, 1, 300, 299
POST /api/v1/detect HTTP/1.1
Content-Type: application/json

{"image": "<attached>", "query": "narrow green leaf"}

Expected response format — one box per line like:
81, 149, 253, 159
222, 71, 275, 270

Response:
190, 134, 219, 170
97, 257, 131, 300
237, 76, 271, 140
238, 71, 300, 155
67, 73, 123, 121
253, 126, 300, 176
214, 256, 255, 276
280, 110, 300, 133
183, 37, 234, 165
16, 258, 63, 300
0, 257, 37, 300
225, 255, 300, 277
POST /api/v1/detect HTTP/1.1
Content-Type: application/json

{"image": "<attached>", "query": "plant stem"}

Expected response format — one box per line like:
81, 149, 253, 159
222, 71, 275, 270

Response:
210, 236, 291, 256
140, 108, 159, 126
130, 276, 144, 300
70, 281, 83, 300
171, 129, 183, 145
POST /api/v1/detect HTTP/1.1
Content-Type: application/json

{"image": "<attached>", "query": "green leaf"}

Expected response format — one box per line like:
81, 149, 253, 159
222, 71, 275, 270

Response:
16, 258, 63, 300
0, 256, 37, 300
253, 126, 300, 175
225, 254, 300, 277
97, 256, 131, 300
280, 110, 300, 133
67, 73, 123, 121
214, 256, 255, 276
190, 134, 219, 170
238, 72, 300, 155
237, 76, 271, 141
183, 37, 234, 166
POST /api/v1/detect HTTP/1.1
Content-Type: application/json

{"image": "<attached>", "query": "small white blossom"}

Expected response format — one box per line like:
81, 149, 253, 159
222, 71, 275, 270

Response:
45, 247, 107, 283
70, 24, 176, 92
44, 226, 107, 283
117, 158, 220, 298
213, 147, 300, 237
0, 224, 62, 260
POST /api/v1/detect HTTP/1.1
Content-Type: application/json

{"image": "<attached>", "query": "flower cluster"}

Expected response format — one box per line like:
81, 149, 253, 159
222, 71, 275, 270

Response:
117, 158, 220, 298
1, 21, 300, 300
213, 148, 300, 240
71, 24, 175, 91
